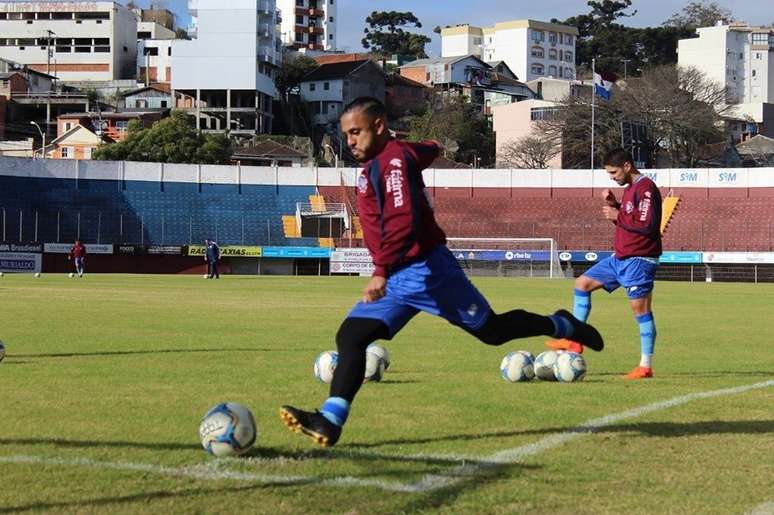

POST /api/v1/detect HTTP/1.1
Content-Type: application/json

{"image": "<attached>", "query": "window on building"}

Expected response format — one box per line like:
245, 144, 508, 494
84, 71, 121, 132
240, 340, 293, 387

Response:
296, 0, 304, 5
739, 52, 744, 59
116, 121, 129, 133
530, 107, 559, 121
565, 34, 573, 45
64, 122, 72, 132
51, 12, 73, 20
531, 64, 544, 75
61, 147, 71, 158
161, 100, 168, 108
135, 99, 148, 108
295, 31, 304, 42
548, 65, 557, 76
549, 32, 557, 44
566, 51, 573, 62
296, 14, 304, 24
548, 48, 557, 60
309, 82, 316, 91
473, 37, 482, 45
329, 16, 334, 22
531, 46, 544, 58
329, 33, 333, 40
137, 31, 152, 39
324, 82, 330, 90
83, 147, 92, 159
76, 12, 110, 20
144, 47, 159, 56
752, 33, 768, 44
752, 69, 757, 77
559, 67, 563, 78
330, 0, 334, 4
531, 30, 544, 42
168, 47, 172, 56
565, 67, 573, 78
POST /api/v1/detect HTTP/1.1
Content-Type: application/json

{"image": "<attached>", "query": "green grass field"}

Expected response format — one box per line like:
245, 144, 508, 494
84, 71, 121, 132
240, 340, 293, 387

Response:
1, 274, 772, 514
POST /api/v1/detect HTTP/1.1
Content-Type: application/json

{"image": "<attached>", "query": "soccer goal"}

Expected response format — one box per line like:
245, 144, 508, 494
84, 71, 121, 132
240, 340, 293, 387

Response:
446, 237, 567, 279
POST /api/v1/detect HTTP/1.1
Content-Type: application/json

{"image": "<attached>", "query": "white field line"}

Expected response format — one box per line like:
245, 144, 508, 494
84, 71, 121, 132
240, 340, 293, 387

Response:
1, 379, 772, 494
747, 501, 774, 515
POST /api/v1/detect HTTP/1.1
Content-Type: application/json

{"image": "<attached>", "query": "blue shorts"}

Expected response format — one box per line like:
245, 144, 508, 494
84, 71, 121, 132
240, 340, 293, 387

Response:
347, 245, 491, 337
584, 255, 658, 299
74, 257, 85, 268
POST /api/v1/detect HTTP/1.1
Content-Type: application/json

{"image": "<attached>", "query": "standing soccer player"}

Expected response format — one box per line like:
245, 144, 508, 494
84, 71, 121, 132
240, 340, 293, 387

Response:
546, 148, 662, 379
279, 97, 605, 447
68, 240, 87, 277
204, 239, 220, 279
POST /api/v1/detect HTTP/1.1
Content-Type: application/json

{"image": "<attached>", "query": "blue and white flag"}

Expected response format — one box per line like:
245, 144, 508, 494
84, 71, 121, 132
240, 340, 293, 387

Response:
593, 70, 617, 101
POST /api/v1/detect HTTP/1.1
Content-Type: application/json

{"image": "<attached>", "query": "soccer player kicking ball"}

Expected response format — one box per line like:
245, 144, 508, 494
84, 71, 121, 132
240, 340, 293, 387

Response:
279, 97, 604, 447
546, 149, 662, 380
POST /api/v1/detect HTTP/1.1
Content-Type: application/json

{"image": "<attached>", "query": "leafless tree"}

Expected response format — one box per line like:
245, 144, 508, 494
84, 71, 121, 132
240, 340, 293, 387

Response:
498, 136, 558, 169
535, 65, 728, 168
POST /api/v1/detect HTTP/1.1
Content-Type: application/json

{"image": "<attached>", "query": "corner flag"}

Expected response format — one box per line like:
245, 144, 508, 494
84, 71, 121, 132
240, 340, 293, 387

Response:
593, 70, 617, 101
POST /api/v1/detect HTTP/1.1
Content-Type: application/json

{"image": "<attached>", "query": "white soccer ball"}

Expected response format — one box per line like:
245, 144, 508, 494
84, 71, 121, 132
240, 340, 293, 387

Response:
34, 272, 40, 278
68, 272, 74, 278
203, 274, 209, 279
364, 351, 385, 383
0, 341, 5, 362
199, 402, 257, 457
534, 351, 560, 381
500, 351, 535, 382
553, 352, 587, 383
0, 272, 4, 277
366, 343, 390, 370
314, 350, 338, 384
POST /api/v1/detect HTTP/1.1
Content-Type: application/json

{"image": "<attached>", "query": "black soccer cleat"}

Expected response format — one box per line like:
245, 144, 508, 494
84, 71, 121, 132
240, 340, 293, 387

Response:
279, 405, 342, 447
554, 309, 604, 352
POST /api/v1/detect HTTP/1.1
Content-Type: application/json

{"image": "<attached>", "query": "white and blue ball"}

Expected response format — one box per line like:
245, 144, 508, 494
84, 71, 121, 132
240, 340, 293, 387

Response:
364, 351, 385, 383
500, 351, 535, 382
314, 350, 338, 384
366, 343, 390, 371
199, 402, 257, 457
534, 351, 560, 381
553, 351, 587, 382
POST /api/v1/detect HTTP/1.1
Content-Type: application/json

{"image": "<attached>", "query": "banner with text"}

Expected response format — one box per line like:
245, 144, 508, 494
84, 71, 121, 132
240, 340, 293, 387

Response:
44, 243, 114, 255
0, 252, 42, 273
330, 248, 373, 275
452, 250, 552, 262
186, 245, 262, 258
703, 252, 774, 264
262, 247, 332, 259
0, 242, 43, 253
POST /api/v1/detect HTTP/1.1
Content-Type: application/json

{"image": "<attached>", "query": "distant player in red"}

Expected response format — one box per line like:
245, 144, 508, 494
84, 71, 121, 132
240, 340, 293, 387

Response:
279, 97, 604, 447
68, 240, 87, 277
547, 149, 662, 379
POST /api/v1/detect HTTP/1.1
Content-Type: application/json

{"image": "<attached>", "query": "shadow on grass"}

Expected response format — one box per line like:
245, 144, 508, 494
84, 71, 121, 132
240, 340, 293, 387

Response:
343, 420, 774, 449
593, 371, 774, 378
0, 437, 201, 452
0, 483, 297, 514
11, 348, 279, 359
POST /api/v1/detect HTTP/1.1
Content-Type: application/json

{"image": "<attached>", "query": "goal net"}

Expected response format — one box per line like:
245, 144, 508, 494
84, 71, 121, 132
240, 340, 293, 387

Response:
446, 237, 567, 279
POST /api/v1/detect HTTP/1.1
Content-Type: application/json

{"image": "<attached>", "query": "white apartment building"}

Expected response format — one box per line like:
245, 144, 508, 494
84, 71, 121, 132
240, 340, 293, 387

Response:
138, 39, 173, 84
172, 0, 280, 135
0, 1, 137, 82
678, 22, 774, 140
441, 20, 578, 82
277, 0, 336, 52
137, 21, 176, 40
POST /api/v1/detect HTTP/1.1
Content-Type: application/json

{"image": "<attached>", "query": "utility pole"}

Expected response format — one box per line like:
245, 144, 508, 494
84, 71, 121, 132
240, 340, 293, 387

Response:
620, 59, 631, 79
45, 30, 55, 149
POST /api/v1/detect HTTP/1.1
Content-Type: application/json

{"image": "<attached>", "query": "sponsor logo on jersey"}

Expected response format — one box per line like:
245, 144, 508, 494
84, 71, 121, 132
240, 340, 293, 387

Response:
625, 201, 635, 214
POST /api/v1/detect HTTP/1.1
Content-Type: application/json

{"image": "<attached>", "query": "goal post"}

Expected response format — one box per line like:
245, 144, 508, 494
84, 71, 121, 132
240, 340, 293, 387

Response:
446, 237, 567, 279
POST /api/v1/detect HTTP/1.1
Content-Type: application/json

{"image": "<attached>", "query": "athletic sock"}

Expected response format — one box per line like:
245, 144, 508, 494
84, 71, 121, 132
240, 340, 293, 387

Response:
548, 314, 574, 339
573, 289, 592, 322
636, 313, 656, 368
320, 397, 350, 427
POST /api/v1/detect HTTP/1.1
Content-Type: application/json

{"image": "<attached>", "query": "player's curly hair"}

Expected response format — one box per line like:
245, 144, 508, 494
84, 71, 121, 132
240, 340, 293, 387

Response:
341, 97, 387, 120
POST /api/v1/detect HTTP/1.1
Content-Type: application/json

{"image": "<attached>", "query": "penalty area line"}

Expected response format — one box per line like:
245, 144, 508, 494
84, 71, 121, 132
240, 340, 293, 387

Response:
1, 380, 772, 494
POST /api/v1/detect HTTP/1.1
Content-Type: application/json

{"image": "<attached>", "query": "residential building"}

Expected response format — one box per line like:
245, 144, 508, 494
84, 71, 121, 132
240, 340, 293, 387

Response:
493, 99, 562, 168
399, 56, 534, 116
233, 139, 310, 167
0, 1, 138, 82
278, 0, 336, 52
299, 60, 385, 126
56, 109, 168, 144
133, 7, 177, 40
526, 77, 591, 102
440, 20, 578, 82
42, 123, 108, 159
124, 85, 172, 109
138, 39, 173, 85
385, 73, 430, 119
172, 0, 280, 135
678, 22, 774, 141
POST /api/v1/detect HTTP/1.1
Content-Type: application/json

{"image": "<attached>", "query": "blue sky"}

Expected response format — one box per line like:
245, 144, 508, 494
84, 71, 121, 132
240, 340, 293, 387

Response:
134, 0, 773, 56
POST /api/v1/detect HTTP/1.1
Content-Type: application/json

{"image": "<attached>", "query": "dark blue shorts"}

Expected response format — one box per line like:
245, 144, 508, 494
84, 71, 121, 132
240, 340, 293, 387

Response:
347, 245, 491, 337
584, 255, 659, 299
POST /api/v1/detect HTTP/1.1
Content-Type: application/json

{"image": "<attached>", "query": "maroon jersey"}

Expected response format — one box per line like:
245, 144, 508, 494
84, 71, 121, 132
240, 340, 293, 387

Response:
69, 243, 87, 259
614, 176, 662, 258
356, 139, 446, 277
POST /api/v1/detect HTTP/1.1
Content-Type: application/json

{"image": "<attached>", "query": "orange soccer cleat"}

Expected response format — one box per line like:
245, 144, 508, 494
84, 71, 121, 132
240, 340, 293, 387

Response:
544, 339, 584, 354
624, 366, 654, 379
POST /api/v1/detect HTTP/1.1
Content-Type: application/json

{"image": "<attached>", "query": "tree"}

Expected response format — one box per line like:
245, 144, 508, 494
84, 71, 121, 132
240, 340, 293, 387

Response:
498, 136, 558, 169
408, 96, 495, 167
361, 11, 431, 59
663, 1, 732, 30
536, 65, 729, 168
92, 110, 232, 164
275, 55, 318, 100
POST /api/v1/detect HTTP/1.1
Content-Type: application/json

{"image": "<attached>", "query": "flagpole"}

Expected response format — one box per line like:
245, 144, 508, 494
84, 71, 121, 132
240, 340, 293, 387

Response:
591, 59, 597, 172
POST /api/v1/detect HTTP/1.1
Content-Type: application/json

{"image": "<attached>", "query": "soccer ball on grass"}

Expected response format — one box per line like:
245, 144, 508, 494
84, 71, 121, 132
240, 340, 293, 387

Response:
553, 352, 587, 382
199, 402, 257, 457
313, 350, 338, 384
534, 351, 560, 381
500, 351, 535, 382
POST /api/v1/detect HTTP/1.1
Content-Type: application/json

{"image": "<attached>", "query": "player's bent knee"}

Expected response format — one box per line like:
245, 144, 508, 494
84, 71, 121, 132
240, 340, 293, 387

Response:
335, 317, 391, 355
